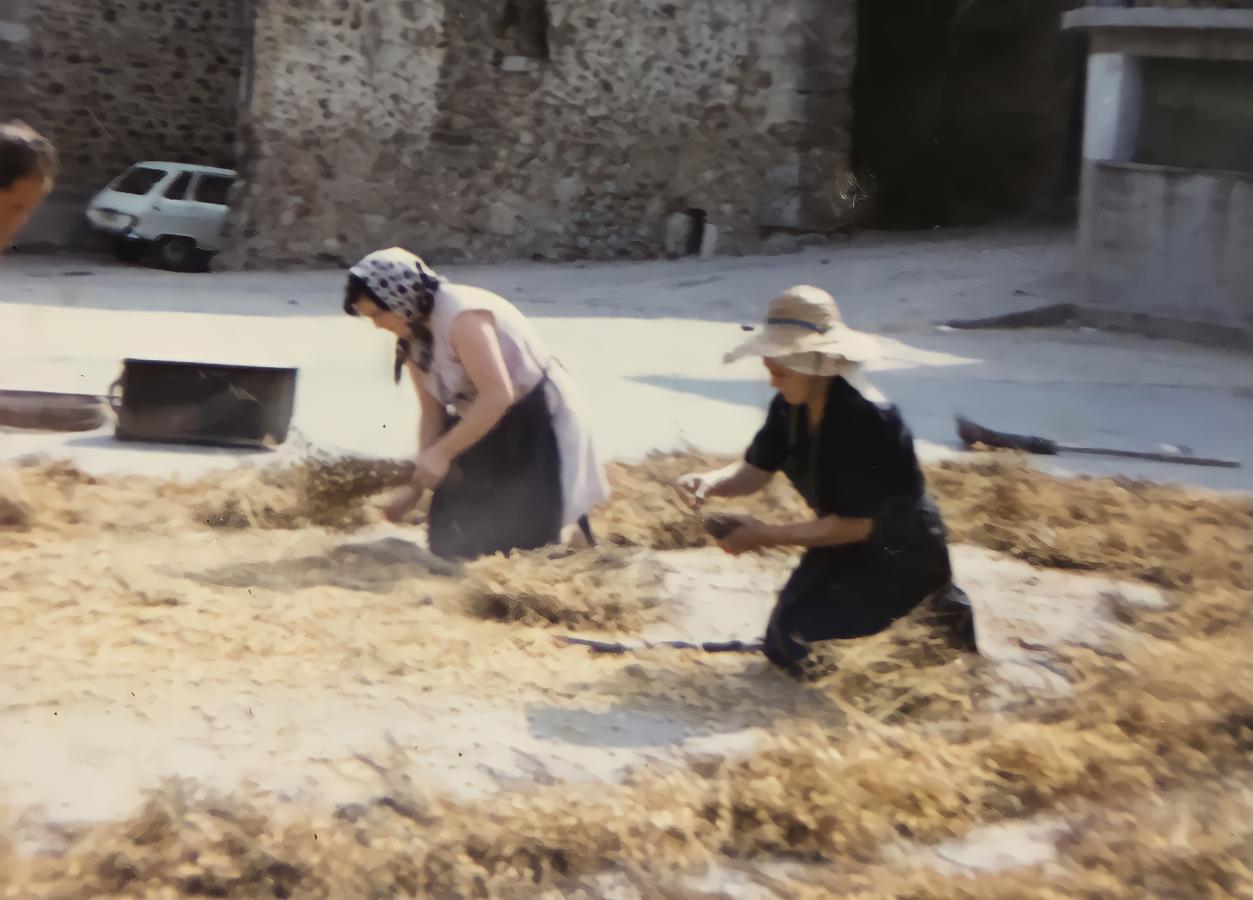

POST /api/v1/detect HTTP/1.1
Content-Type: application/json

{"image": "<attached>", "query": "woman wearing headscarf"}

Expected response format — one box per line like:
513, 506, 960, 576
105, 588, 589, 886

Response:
679, 286, 970, 668
344, 247, 609, 560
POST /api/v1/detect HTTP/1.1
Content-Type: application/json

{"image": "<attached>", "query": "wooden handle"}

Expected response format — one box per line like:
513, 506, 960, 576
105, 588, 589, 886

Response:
1062, 445, 1241, 469
106, 377, 124, 413
956, 416, 1058, 455
958, 416, 1241, 468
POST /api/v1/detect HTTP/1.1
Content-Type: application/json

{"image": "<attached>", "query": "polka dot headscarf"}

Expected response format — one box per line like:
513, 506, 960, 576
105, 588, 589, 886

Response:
346, 247, 443, 380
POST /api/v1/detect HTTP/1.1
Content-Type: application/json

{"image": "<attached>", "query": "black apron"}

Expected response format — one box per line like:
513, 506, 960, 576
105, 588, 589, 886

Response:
426, 380, 563, 561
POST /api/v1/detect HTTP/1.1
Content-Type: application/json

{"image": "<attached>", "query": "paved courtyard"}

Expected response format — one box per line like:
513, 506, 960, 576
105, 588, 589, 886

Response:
1, 225, 1248, 490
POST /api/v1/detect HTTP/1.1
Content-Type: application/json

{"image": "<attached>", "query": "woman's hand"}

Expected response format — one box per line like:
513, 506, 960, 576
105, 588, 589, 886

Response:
381, 485, 424, 524
677, 470, 723, 506
413, 445, 452, 491
715, 514, 774, 556
678, 461, 772, 505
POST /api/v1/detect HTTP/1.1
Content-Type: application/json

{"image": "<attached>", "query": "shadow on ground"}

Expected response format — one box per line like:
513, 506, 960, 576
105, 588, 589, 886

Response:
525, 658, 844, 749
178, 538, 457, 594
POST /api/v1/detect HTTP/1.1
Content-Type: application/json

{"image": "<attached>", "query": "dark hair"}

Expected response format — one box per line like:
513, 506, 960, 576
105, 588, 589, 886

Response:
343, 272, 387, 316
344, 272, 432, 384
0, 121, 58, 191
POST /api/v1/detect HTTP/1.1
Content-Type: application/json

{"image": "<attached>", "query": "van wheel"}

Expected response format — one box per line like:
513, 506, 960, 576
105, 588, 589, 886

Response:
113, 238, 148, 264
155, 236, 196, 271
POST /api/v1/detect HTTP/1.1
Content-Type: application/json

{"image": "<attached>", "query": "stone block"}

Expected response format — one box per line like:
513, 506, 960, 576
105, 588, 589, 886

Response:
500, 55, 537, 73
758, 195, 805, 230
796, 232, 835, 249
761, 232, 801, 256
0, 20, 30, 43
766, 158, 802, 189
554, 178, 582, 206
698, 223, 718, 259
662, 211, 691, 258
486, 201, 518, 236
534, 217, 569, 236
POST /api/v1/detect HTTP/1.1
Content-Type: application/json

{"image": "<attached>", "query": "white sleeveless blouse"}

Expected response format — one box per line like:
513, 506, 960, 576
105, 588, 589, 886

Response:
423, 283, 610, 526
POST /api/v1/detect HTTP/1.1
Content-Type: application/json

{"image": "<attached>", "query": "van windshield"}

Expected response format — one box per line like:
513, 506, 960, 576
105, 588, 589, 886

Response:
112, 166, 168, 196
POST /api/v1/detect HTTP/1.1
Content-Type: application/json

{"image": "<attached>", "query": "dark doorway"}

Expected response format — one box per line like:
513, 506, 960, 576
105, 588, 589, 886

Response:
851, 0, 1084, 228
500, 0, 551, 60
684, 208, 707, 256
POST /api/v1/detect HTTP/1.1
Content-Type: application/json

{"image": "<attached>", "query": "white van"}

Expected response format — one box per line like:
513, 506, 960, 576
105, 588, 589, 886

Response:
86, 162, 236, 270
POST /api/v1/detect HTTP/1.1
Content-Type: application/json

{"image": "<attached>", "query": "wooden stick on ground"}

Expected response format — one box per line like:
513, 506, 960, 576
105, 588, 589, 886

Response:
956, 416, 1241, 469
556, 635, 764, 655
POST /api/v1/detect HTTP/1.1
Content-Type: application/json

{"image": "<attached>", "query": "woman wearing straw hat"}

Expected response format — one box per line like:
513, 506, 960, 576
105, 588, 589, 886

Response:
679, 285, 965, 668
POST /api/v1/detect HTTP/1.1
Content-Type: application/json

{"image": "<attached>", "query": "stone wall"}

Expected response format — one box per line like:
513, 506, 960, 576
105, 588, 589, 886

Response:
0, 0, 245, 193
1082, 162, 1253, 327
222, 0, 857, 267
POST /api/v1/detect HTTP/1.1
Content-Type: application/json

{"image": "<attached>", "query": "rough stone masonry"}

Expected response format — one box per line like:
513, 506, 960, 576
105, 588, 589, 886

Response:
220, 0, 859, 267
0, 0, 245, 191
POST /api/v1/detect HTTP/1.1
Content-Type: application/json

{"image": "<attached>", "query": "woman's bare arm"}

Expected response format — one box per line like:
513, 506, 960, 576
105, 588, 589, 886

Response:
710, 461, 775, 498
407, 361, 446, 452
680, 460, 774, 502
758, 514, 873, 548
717, 513, 873, 555
428, 310, 515, 462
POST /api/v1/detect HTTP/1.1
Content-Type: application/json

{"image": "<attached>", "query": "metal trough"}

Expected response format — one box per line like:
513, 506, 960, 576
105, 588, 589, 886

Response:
0, 390, 109, 432
110, 358, 298, 449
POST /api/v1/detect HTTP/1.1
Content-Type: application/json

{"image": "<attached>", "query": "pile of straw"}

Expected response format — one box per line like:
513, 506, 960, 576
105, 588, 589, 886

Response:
198, 456, 415, 530
6, 632, 1246, 897
2, 451, 1248, 898
464, 547, 667, 631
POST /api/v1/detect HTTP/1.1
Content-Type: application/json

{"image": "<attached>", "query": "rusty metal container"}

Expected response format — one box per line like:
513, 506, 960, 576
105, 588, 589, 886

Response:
0, 390, 109, 432
110, 358, 298, 449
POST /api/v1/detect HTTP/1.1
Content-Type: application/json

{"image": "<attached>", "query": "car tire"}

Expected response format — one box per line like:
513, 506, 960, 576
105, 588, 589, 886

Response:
155, 236, 196, 272
113, 238, 148, 264
191, 248, 215, 273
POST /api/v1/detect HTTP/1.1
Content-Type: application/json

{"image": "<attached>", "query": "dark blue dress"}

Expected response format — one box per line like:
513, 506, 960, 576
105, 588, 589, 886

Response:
745, 377, 953, 666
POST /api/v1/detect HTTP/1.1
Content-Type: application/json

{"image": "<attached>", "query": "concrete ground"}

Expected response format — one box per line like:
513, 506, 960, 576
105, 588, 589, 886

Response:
1, 224, 1249, 490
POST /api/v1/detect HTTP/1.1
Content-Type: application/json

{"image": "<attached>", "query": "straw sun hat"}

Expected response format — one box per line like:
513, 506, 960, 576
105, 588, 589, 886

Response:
724, 285, 881, 377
